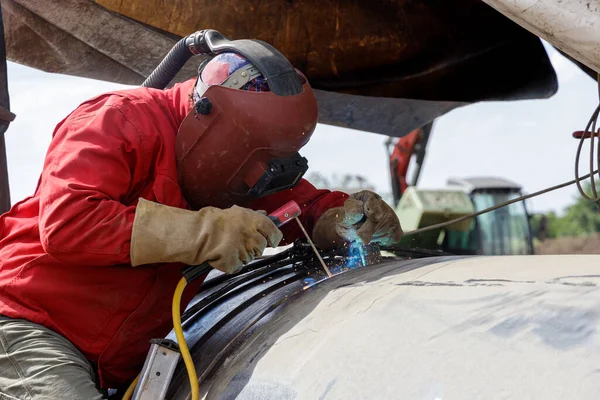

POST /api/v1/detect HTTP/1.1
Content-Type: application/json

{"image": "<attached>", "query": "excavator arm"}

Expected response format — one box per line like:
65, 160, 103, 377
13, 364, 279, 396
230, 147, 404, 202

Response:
386, 122, 433, 206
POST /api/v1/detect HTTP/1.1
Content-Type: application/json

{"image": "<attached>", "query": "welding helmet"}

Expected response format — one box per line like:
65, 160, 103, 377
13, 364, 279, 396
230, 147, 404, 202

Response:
175, 30, 317, 209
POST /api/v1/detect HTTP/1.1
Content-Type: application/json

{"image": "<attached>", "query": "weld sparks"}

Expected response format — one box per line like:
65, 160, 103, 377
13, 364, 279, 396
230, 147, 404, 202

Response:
302, 241, 368, 290
347, 241, 367, 269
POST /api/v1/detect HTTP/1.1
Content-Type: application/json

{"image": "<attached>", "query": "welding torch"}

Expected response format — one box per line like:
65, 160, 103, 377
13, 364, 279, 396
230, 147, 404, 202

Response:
180, 201, 304, 282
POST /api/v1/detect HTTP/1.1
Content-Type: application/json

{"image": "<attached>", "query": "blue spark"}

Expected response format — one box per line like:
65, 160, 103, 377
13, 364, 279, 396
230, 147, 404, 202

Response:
347, 241, 367, 269
303, 277, 317, 287
302, 276, 328, 290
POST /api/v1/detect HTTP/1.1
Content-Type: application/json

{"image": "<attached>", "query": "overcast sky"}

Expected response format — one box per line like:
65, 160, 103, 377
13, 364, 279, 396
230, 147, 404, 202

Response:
3, 44, 598, 215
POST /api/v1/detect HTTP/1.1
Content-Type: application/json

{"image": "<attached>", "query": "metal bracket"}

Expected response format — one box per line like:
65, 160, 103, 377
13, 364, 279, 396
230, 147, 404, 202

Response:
132, 339, 181, 400
220, 64, 261, 89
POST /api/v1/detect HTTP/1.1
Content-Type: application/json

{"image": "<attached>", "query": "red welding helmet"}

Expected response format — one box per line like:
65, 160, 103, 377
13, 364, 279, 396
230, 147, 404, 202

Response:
175, 31, 318, 209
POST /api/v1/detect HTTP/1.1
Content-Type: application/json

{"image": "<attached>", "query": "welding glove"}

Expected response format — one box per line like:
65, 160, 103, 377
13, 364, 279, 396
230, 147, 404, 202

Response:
312, 190, 403, 250
130, 198, 283, 274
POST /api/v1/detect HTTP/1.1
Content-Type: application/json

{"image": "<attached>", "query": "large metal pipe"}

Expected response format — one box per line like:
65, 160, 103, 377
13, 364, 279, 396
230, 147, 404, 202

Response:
481, 0, 600, 74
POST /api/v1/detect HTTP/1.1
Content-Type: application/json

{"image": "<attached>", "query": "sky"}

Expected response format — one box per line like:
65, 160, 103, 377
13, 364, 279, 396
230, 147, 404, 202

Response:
3, 44, 598, 215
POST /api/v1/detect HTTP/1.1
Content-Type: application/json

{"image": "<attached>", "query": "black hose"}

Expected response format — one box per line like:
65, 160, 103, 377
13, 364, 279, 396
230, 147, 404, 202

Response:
190, 268, 315, 360
198, 248, 295, 291
181, 264, 297, 325
142, 38, 193, 89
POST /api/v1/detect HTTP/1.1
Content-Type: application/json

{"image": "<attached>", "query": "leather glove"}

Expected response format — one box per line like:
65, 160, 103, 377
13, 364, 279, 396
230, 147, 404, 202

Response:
312, 190, 403, 250
130, 198, 283, 274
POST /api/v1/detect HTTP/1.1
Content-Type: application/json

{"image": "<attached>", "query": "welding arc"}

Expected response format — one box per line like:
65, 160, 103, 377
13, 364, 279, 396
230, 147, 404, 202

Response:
403, 168, 599, 237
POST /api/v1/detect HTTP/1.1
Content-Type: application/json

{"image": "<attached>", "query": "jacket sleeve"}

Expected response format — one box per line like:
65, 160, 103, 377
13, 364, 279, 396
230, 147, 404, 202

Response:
38, 102, 143, 267
249, 179, 348, 245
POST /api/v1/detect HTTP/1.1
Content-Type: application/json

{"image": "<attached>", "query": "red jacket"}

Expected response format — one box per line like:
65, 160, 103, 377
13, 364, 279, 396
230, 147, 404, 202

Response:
0, 79, 347, 388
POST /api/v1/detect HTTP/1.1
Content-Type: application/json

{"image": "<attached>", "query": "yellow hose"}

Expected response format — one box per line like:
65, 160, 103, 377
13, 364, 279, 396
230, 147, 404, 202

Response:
172, 277, 201, 400
122, 277, 200, 400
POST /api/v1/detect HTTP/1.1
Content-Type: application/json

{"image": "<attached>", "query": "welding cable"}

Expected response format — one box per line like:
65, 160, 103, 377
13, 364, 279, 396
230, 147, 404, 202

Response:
181, 262, 300, 324
197, 248, 294, 293
403, 168, 599, 237
181, 249, 308, 323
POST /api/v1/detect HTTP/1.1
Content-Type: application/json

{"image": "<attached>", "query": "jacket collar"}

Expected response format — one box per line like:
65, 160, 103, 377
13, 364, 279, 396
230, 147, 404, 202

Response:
167, 78, 197, 125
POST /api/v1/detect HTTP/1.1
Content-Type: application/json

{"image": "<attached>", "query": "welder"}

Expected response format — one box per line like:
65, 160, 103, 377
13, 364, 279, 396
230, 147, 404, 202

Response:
0, 33, 402, 399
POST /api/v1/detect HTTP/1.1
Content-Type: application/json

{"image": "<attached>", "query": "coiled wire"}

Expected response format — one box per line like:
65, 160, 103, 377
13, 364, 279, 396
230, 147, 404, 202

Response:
574, 73, 600, 209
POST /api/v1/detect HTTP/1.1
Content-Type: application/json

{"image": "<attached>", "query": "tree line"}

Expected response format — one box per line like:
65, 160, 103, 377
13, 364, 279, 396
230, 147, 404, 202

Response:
530, 181, 600, 240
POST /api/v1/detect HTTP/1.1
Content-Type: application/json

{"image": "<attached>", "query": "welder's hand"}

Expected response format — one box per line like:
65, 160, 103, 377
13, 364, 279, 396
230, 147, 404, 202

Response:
130, 199, 283, 274
312, 190, 403, 250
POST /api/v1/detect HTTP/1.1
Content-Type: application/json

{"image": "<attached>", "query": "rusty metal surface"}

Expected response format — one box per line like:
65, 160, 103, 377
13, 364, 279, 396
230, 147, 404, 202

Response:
4, 0, 557, 103
93, 0, 557, 101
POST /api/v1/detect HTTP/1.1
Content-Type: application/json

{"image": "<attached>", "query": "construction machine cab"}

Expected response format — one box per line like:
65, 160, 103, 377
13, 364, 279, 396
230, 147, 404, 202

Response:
394, 177, 534, 256
444, 177, 534, 256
